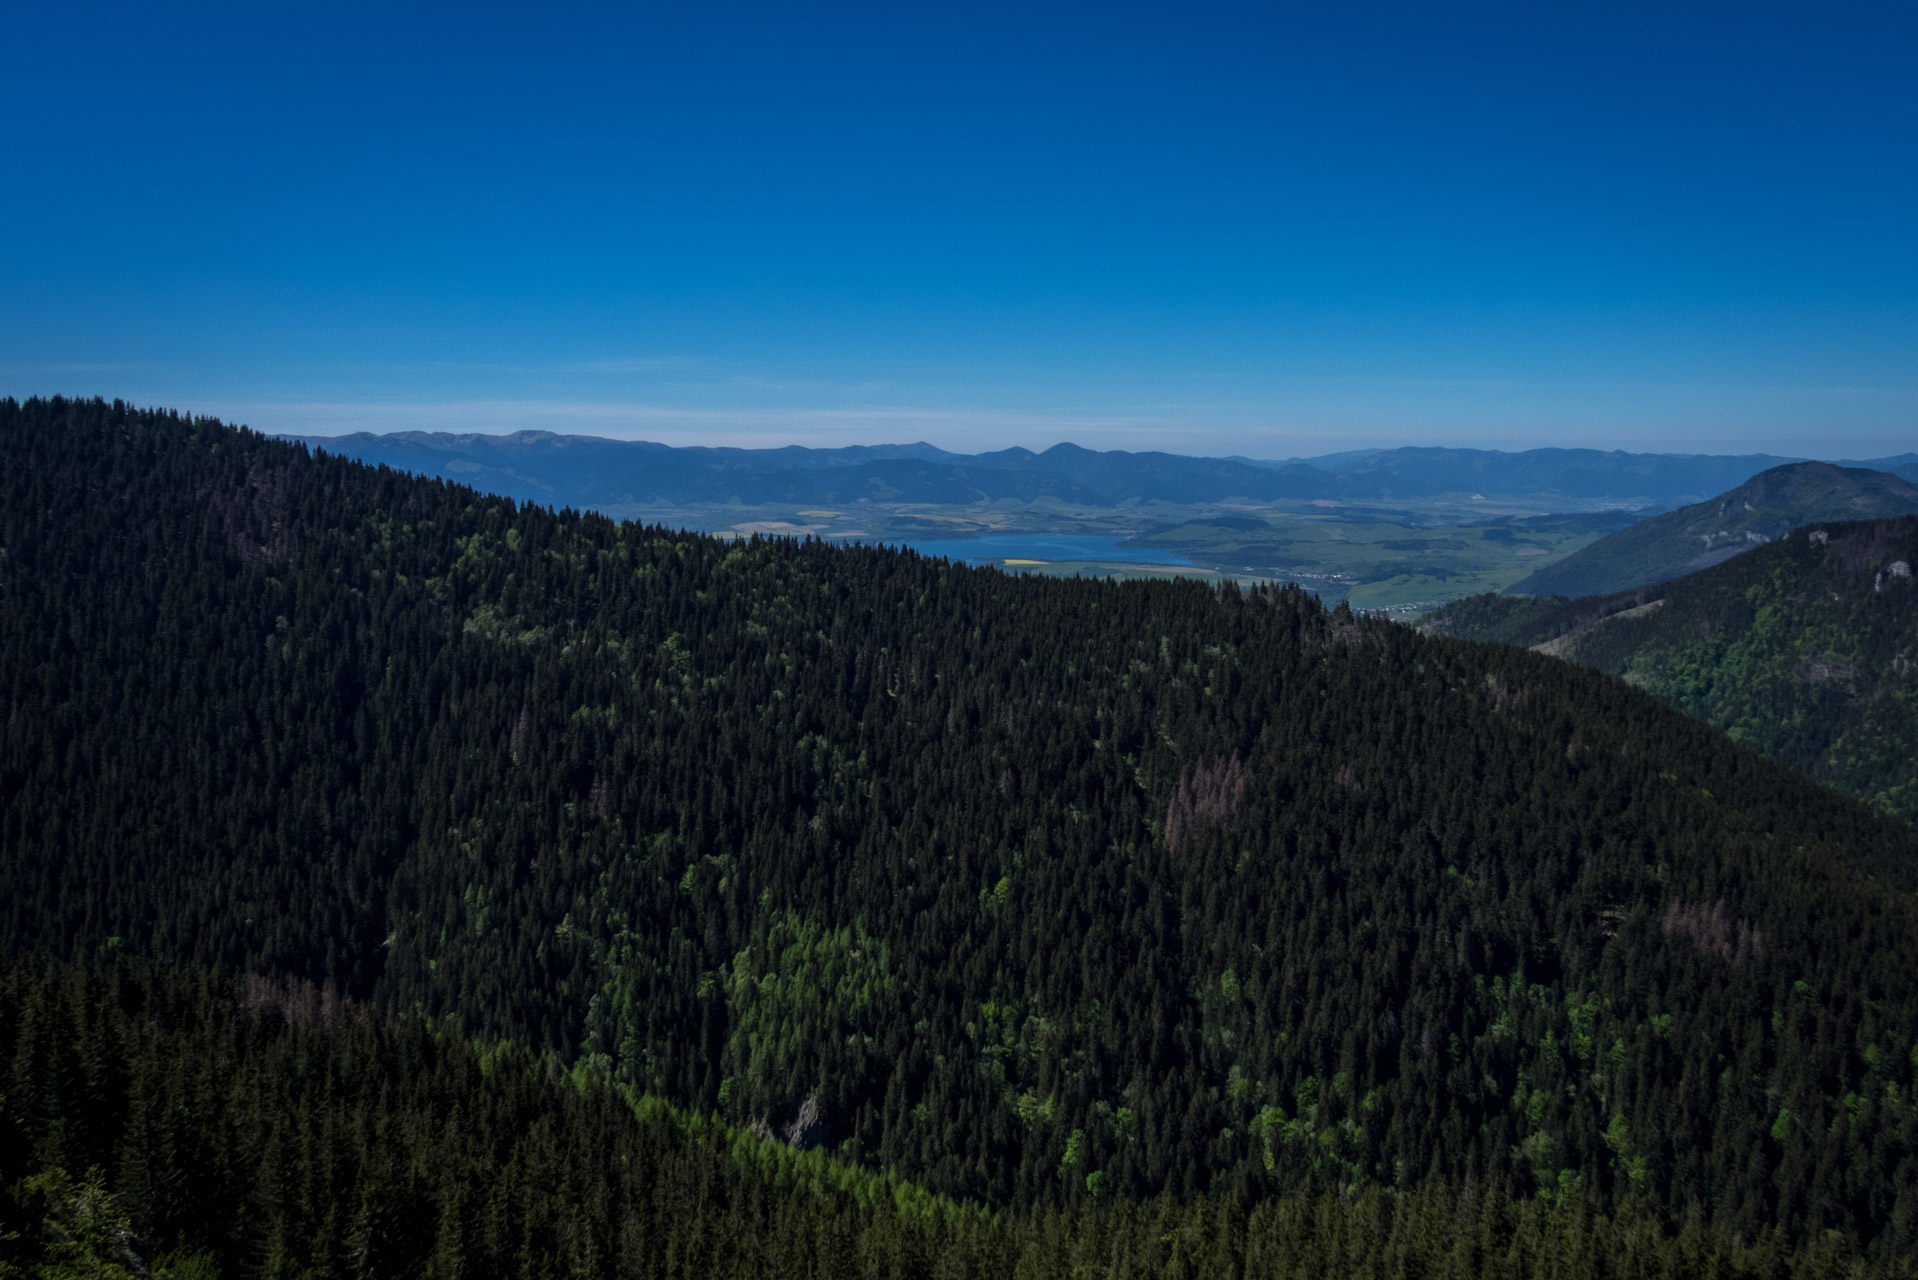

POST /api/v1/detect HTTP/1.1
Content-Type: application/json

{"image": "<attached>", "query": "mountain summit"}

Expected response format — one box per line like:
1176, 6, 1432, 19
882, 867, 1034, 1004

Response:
1508, 462, 1918, 598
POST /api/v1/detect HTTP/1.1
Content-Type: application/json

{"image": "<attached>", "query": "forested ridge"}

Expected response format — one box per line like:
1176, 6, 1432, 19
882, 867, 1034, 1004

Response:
1424, 515, 1918, 823
4, 398, 1918, 1268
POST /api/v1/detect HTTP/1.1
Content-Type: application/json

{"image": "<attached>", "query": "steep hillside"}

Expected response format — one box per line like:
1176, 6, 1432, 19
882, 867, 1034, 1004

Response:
6, 399, 1918, 1257
1508, 462, 1918, 598
1425, 516, 1918, 822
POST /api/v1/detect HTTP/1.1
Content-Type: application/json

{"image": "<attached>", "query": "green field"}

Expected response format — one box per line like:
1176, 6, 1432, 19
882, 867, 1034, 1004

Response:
600, 495, 1645, 614
1119, 505, 1643, 613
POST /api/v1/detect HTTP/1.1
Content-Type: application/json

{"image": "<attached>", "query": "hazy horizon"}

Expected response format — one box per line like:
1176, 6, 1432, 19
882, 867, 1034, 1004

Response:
261, 417, 1918, 467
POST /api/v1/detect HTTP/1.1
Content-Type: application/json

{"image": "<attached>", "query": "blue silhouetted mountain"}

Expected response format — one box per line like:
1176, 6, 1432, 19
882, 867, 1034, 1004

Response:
291, 430, 1338, 506
291, 430, 1918, 513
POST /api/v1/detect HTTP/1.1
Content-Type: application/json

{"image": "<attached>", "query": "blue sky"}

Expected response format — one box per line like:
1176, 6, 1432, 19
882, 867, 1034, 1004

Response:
3, 2, 1914, 457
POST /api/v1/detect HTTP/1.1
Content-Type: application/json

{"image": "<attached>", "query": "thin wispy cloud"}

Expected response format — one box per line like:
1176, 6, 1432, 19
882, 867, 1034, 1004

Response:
553, 356, 705, 375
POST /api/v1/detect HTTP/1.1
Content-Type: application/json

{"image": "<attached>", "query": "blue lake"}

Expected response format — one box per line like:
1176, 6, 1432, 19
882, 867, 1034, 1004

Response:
884, 535, 1199, 568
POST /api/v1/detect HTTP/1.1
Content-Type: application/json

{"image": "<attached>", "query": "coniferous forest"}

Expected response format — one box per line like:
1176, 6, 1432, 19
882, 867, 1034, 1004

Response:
1423, 516, 1918, 824
4, 397, 1918, 1276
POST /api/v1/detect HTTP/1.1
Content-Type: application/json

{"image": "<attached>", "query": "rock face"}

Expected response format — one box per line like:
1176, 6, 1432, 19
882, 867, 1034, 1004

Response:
1509, 462, 1918, 598
751, 1095, 835, 1151
783, 1095, 833, 1150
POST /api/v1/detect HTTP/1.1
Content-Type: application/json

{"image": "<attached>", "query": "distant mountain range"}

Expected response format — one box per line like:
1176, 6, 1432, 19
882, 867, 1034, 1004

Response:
289, 433, 1336, 508
1507, 463, 1918, 598
288, 430, 1918, 514
1423, 513, 1918, 824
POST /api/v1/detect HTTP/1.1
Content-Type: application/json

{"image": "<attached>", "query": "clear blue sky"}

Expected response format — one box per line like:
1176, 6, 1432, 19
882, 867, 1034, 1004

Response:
4, 2, 1914, 457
